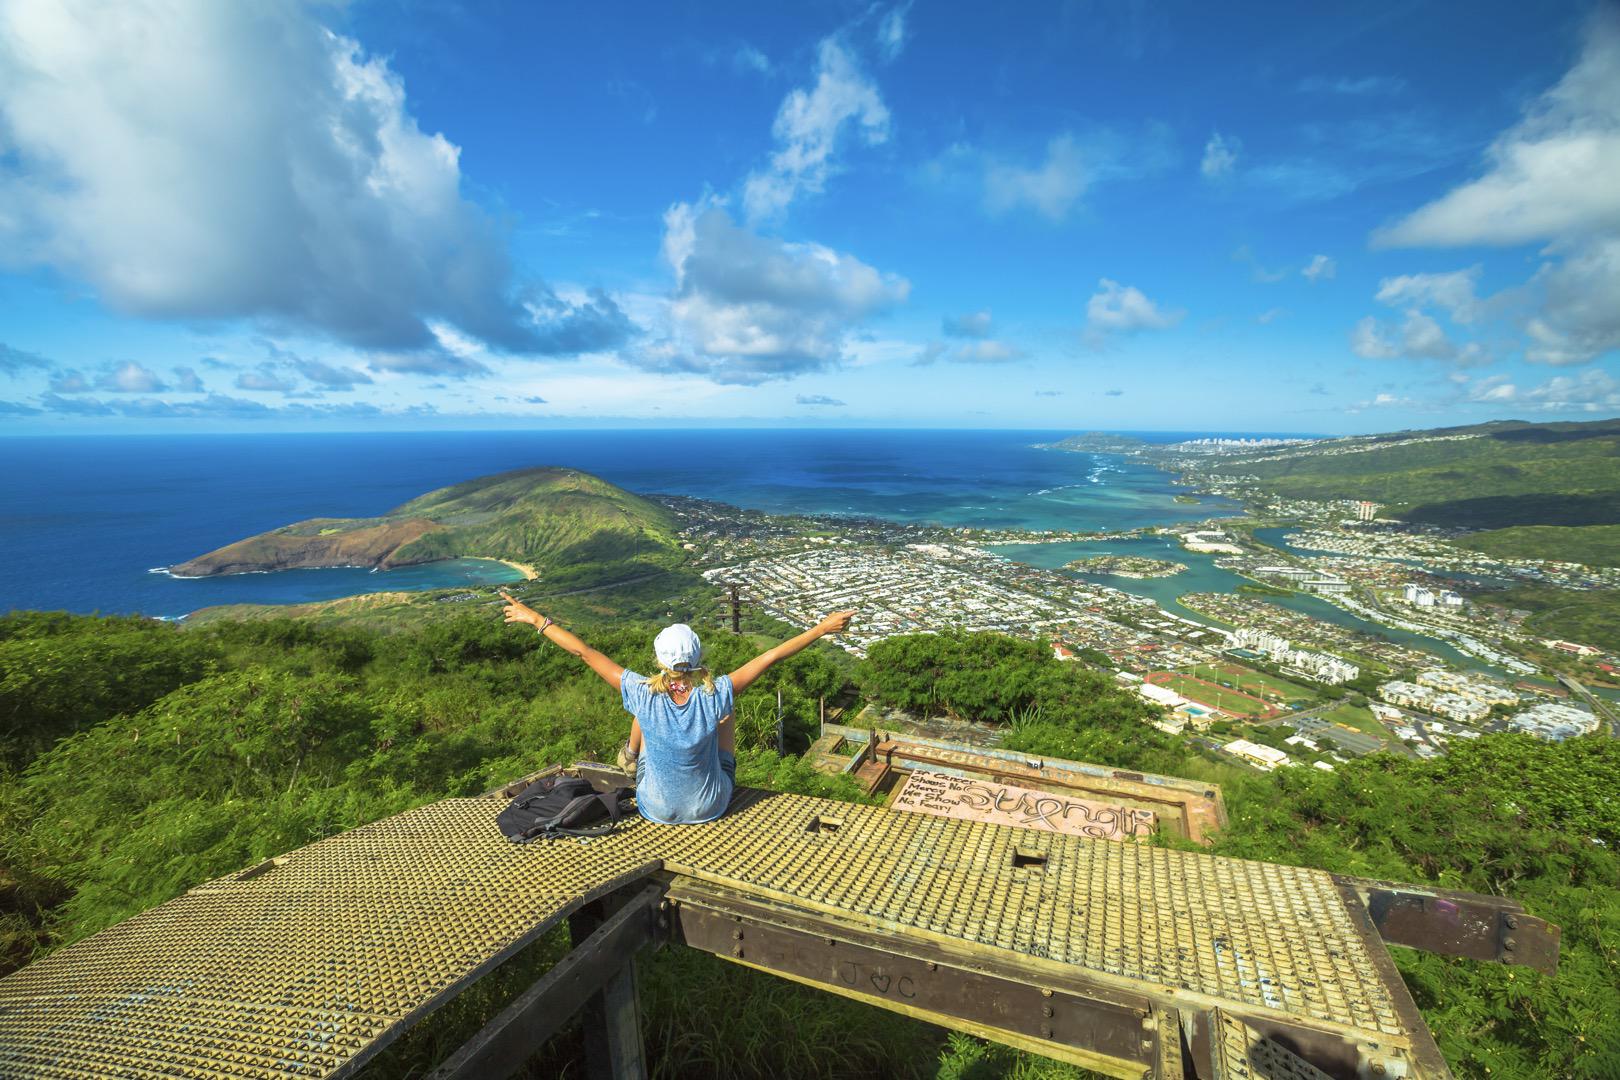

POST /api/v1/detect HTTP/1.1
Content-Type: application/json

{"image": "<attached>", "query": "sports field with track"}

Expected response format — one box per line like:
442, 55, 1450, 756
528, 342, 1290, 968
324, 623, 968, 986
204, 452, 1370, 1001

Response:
1144, 671, 1281, 719
1186, 662, 1316, 704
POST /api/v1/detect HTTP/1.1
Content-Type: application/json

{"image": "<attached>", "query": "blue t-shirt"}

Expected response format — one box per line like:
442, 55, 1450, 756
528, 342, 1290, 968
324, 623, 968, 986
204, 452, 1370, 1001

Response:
621, 671, 736, 824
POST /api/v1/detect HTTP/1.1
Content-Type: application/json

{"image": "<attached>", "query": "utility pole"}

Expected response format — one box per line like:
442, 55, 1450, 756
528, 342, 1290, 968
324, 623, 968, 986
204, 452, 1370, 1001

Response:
776, 689, 784, 755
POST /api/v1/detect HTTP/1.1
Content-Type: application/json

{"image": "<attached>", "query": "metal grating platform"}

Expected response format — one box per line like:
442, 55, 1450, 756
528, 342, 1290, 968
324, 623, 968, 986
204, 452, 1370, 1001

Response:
1206, 1009, 1338, 1080
1, 784, 1430, 1078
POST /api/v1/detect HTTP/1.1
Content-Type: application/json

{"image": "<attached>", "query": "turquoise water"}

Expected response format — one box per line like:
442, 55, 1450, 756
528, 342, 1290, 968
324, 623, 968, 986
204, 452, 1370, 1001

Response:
1, 430, 1242, 617
987, 534, 1489, 671
1252, 526, 1329, 559
152, 558, 526, 611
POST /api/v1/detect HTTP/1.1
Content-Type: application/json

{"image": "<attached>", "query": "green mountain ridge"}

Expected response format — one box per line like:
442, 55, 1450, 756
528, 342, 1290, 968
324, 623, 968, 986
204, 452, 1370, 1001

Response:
170, 466, 684, 587
1206, 417, 1620, 532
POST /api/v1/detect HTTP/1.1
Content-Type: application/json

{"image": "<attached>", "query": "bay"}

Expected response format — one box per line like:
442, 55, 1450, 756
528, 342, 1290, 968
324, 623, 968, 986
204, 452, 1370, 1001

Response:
0, 429, 1243, 618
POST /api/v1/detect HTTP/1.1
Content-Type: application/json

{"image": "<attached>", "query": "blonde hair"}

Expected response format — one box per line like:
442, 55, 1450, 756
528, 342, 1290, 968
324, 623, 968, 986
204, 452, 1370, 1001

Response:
646, 666, 715, 695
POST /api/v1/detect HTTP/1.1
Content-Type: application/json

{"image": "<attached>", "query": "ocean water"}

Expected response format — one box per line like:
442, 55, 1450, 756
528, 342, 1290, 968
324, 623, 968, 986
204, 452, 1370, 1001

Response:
0, 429, 1244, 618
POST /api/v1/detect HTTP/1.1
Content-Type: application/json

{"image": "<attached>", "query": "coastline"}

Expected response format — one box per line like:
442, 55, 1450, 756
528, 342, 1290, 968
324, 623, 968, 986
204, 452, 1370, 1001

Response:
495, 558, 539, 581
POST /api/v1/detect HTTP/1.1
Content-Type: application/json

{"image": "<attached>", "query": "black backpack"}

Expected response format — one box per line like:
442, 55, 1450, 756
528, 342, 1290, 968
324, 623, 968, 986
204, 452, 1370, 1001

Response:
497, 775, 633, 842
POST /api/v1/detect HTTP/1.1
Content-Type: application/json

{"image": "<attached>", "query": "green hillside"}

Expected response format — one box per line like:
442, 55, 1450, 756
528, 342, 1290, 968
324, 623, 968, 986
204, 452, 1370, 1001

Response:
4, 614, 1617, 1077
1211, 418, 1620, 528
1457, 524, 1620, 568
1480, 583, 1620, 653
172, 467, 684, 588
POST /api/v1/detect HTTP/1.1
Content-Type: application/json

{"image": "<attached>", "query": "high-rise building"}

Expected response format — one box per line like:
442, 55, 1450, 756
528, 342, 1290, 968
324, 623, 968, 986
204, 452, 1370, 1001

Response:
1403, 584, 1435, 606
1356, 501, 1378, 521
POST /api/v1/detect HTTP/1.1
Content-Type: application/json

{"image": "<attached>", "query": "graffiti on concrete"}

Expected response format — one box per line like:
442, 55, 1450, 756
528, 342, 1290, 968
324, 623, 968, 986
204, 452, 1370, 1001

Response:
893, 770, 1156, 840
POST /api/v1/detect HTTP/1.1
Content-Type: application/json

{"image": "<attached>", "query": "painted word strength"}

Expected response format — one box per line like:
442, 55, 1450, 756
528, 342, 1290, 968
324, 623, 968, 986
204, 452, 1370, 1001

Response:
893, 770, 1156, 840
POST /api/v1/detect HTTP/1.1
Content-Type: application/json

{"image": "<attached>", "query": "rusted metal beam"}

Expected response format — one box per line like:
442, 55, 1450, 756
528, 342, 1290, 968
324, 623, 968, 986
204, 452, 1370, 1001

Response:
674, 880, 1406, 1079
572, 894, 651, 1080
666, 878, 1448, 1080
428, 884, 664, 1080
1336, 875, 1560, 975
1332, 881, 1454, 1080
669, 880, 1160, 1077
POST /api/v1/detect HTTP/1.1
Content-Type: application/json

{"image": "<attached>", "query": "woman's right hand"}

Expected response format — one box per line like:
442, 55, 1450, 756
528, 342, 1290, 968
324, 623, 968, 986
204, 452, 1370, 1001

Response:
817, 611, 855, 635
499, 590, 542, 627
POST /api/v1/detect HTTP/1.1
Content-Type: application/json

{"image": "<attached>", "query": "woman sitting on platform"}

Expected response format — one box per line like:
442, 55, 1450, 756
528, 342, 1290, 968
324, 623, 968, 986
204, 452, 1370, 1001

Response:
499, 591, 854, 824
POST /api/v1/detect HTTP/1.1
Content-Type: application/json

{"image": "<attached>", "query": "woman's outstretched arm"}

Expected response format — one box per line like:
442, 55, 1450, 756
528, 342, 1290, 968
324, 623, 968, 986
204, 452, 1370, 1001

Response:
728, 611, 854, 696
500, 590, 624, 690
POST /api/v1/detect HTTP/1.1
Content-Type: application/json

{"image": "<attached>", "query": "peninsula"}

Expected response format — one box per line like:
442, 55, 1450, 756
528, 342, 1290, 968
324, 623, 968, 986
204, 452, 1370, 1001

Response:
170, 466, 683, 588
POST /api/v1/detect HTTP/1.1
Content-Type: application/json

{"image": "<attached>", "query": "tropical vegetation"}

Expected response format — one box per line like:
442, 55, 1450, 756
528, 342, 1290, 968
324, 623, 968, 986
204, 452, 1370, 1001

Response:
171, 466, 684, 588
2, 611, 1617, 1078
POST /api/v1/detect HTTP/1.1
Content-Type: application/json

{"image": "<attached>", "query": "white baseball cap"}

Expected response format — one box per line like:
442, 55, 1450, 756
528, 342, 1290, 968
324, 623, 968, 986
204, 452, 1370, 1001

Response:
654, 623, 703, 671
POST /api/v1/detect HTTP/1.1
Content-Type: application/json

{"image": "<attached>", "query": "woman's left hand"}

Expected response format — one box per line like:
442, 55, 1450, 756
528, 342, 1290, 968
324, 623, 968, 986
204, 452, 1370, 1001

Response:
500, 590, 543, 628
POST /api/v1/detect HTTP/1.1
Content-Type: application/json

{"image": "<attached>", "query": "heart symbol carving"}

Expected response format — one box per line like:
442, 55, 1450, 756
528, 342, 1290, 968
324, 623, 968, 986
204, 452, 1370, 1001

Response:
869, 971, 892, 994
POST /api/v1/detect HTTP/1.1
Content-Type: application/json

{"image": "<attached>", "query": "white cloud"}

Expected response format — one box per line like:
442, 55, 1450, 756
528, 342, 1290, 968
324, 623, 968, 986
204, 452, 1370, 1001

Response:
235, 364, 297, 392
97, 361, 167, 393
796, 393, 846, 406
953, 340, 1022, 363
48, 369, 93, 393
171, 366, 205, 393
733, 44, 771, 76
985, 134, 1090, 221
0, 0, 542, 354
31, 390, 399, 420
1374, 267, 1482, 322
1200, 132, 1238, 179
942, 310, 993, 338
876, 5, 909, 62
1524, 236, 1620, 364
1084, 279, 1183, 346
1232, 246, 1286, 283
910, 338, 1024, 365
742, 39, 890, 221
294, 358, 373, 389
1466, 368, 1620, 410
1257, 308, 1286, 324
1398, 311, 1457, 360
1351, 310, 1488, 365
0, 343, 50, 375
1375, 12, 1620, 366
1297, 75, 1406, 96
657, 201, 909, 384
1301, 254, 1337, 283
1350, 316, 1398, 360
1377, 12, 1620, 248
1355, 267, 1497, 365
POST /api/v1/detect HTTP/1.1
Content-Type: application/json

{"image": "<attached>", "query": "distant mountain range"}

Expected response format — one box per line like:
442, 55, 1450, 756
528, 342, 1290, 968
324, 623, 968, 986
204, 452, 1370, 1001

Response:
1051, 418, 1620, 566
171, 466, 684, 586
1210, 418, 1619, 525
1202, 418, 1620, 565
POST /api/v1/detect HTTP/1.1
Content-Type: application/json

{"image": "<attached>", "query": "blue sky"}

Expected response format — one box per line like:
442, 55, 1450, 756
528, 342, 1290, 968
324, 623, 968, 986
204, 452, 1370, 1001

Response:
1, 0, 1617, 434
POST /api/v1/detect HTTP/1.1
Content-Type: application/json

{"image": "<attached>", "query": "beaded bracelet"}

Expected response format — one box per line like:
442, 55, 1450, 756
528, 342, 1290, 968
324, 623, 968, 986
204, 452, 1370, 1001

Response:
537, 617, 553, 634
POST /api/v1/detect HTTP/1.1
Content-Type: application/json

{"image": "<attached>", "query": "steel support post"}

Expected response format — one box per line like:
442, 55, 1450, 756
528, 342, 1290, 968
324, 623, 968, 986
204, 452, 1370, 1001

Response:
429, 884, 662, 1080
